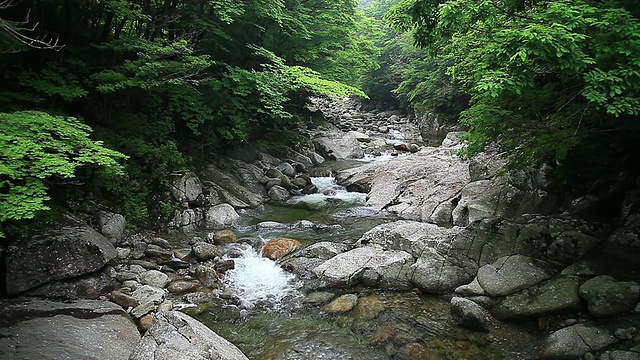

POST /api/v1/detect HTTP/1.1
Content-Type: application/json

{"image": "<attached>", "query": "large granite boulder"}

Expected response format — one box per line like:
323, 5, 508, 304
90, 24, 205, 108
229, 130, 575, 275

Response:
490, 276, 581, 319
579, 275, 640, 317
313, 130, 365, 160
474, 255, 553, 297
5, 221, 117, 295
538, 324, 617, 359
204, 204, 240, 229
337, 145, 469, 223
357, 221, 478, 293
312, 246, 415, 290
473, 217, 602, 266
170, 172, 203, 203
0, 299, 140, 360
129, 311, 248, 360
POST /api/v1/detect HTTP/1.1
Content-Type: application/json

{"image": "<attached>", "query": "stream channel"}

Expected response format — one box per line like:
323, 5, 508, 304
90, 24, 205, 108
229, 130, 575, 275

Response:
182, 156, 540, 360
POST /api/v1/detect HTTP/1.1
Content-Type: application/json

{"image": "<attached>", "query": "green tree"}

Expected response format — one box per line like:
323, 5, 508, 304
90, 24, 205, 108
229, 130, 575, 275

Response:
387, 0, 640, 170
0, 111, 125, 236
0, 0, 376, 230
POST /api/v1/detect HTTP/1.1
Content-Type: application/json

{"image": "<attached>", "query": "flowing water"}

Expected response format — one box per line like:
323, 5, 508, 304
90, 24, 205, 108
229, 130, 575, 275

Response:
193, 170, 539, 359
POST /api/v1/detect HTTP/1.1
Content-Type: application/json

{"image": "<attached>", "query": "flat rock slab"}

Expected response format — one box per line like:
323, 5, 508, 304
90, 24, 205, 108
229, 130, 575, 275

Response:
129, 311, 248, 360
0, 299, 140, 360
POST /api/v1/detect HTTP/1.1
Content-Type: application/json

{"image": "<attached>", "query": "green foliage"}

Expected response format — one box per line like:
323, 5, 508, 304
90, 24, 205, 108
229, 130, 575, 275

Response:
0, 0, 380, 233
387, 0, 640, 169
0, 111, 126, 235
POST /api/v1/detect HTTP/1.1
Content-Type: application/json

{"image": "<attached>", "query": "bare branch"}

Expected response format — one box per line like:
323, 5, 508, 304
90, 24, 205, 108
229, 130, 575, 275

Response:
0, 0, 64, 53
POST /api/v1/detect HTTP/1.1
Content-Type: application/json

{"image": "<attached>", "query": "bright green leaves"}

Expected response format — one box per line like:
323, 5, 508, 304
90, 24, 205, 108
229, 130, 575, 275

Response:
0, 111, 126, 229
388, 0, 640, 169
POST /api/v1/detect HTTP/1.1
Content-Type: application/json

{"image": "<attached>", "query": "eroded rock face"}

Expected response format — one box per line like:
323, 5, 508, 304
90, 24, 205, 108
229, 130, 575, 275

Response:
357, 221, 478, 293
0, 299, 140, 360
337, 146, 469, 223
6, 222, 117, 295
129, 311, 248, 360
314, 130, 366, 160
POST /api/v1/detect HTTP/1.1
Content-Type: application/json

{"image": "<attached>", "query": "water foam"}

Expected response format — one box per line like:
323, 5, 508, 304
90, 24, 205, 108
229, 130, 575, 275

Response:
287, 177, 367, 209
223, 245, 299, 309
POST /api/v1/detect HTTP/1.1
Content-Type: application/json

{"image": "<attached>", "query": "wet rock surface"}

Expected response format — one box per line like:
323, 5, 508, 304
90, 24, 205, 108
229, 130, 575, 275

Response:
5, 218, 117, 295
0, 299, 140, 360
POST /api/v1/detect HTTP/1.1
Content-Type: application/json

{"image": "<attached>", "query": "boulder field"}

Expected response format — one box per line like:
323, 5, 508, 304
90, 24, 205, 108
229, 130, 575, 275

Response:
1, 97, 639, 359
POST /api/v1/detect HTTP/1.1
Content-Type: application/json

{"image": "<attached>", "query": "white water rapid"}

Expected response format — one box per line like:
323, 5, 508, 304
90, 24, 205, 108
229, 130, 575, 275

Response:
287, 176, 367, 209
223, 244, 300, 309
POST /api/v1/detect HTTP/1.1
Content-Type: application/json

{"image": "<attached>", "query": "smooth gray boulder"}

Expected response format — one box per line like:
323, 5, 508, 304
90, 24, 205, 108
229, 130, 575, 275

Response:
491, 276, 581, 319
204, 203, 240, 229
98, 210, 126, 242
131, 284, 166, 304
0, 299, 140, 360
192, 242, 222, 261
276, 162, 296, 177
475, 255, 552, 297
129, 311, 248, 360
268, 185, 290, 203
450, 297, 489, 331
314, 131, 365, 160
579, 275, 640, 317
5, 222, 117, 295
538, 324, 617, 359
140, 270, 170, 288
312, 246, 415, 290
170, 172, 202, 202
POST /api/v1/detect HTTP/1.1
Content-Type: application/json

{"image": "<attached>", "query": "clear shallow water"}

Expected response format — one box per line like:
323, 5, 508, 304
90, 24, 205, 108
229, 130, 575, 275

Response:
192, 175, 538, 359
198, 290, 537, 360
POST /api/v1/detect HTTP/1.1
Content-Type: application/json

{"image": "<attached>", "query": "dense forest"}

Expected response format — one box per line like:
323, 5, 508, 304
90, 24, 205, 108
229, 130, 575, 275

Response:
2, 0, 640, 237
0, 0, 379, 236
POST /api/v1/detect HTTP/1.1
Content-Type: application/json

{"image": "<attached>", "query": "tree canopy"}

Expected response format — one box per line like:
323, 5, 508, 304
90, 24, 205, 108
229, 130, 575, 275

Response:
386, 0, 640, 170
0, 0, 378, 235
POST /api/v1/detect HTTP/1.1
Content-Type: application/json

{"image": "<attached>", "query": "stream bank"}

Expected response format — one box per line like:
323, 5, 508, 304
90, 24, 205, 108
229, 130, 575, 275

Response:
1, 98, 639, 360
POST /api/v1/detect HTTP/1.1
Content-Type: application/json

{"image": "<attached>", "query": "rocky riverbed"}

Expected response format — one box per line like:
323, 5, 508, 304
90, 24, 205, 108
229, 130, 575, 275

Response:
1, 97, 640, 360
